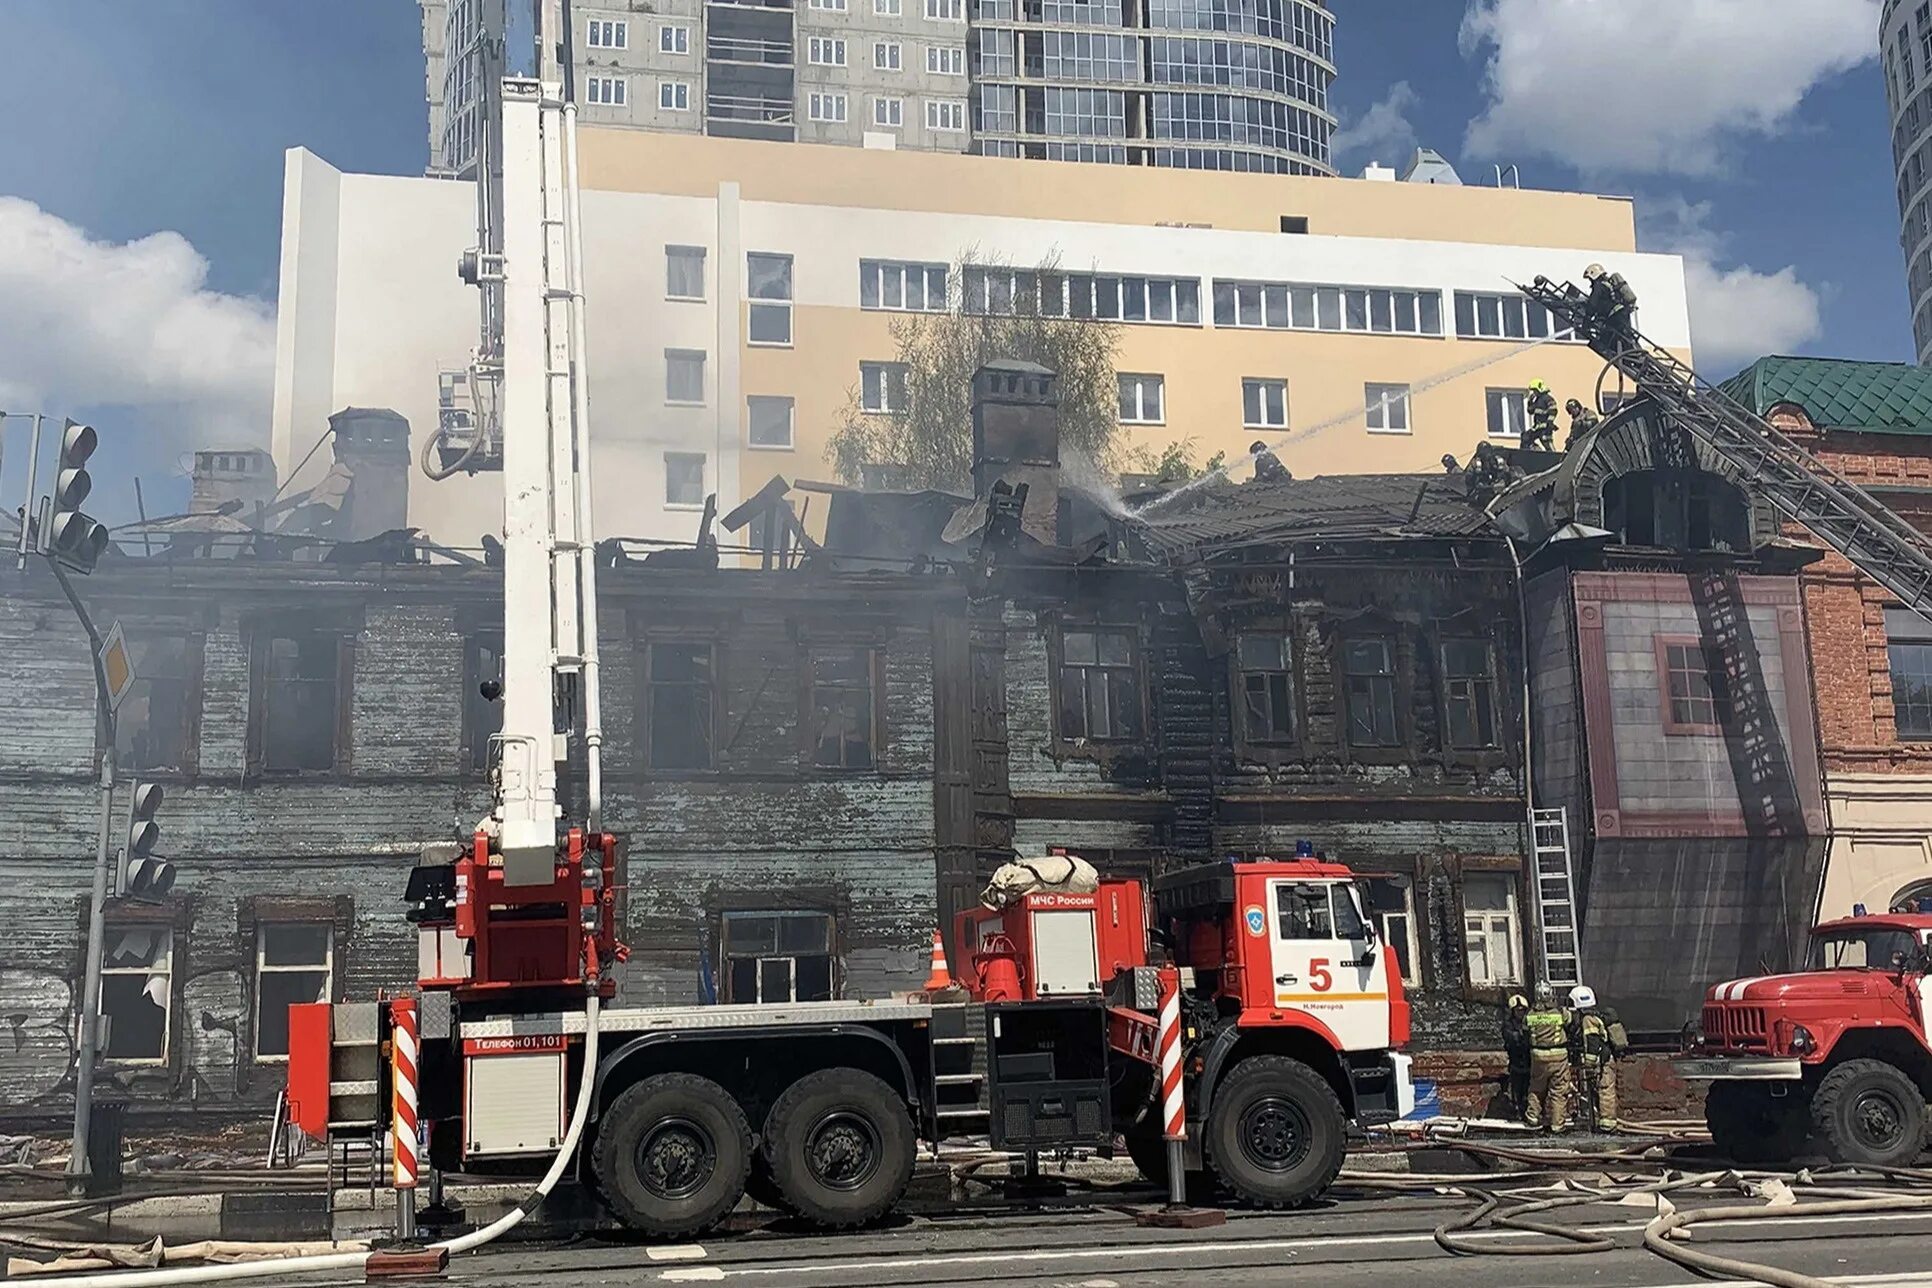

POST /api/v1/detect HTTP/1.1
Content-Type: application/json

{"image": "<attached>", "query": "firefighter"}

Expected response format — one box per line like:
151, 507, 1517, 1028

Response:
1523, 381, 1559, 451
1251, 440, 1291, 483
1564, 398, 1600, 448
1568, 984, 1629, 1132
1583, 263, 1639, 342
1523, 982, 1574, 1132
1501, 992, 1531, 1118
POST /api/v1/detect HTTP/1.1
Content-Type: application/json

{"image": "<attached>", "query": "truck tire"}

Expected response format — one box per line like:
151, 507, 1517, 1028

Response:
1810, 1059, 1928, 1168
762, 1069, 915, 1229
591, 1073, 751, 1238
1705, 1082, 1808, 1165
1205, 1055, 1345, 1209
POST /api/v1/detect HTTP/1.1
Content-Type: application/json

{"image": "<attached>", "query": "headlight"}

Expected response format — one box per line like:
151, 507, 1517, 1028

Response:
1790, 1025, 1814, 1054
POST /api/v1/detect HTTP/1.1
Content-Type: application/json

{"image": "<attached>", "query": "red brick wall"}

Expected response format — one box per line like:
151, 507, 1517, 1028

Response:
1780, 406, 1932, 776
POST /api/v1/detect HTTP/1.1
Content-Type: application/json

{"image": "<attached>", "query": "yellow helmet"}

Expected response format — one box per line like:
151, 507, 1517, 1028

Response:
1529, 379, 1549, 393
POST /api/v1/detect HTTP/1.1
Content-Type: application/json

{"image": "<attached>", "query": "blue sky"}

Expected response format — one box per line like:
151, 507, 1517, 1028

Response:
0, 0, 1906, 520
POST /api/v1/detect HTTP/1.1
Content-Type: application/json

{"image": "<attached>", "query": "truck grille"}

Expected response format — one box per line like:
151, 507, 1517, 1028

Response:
1702, 1004, 1768, 1048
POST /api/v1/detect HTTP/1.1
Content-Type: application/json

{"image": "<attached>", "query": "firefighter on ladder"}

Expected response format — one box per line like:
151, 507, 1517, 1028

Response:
1568, 985, 1629, 1132
1582, 263, 1639, 345
1522, 982, 1573, 1131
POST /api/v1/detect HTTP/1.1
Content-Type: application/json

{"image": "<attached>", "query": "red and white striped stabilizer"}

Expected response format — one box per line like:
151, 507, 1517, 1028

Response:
1157, 966, 1185, 1141
390, 997, 419, 1191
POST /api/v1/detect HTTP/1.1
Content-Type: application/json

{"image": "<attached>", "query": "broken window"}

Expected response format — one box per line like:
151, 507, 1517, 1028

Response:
646, 642, 715, 770
255, 922, 332, 1061
1057, 626, 1141, 742
1462, 873, 1522, 987
253, 624, 342, 773
1343, 637, 1398, 748
1441, 639, 1499, 749
114, 632, 198, 774
747, 252, 793, 345
810, 648, 877, 769
1364, 876, 1418, 984
1603, 469, 1750, 552
721, 911, 835, 1003
465, 631, 504, 773
100, 926, 172, 1063
1236, 632, 1295, 744
1888, 607, 1932, 741
1660, 637, 1733, 734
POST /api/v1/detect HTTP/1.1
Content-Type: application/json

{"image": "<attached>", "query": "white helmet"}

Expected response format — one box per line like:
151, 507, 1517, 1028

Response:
1568, 985, 1597, 1009
1584, 263, 1607, 281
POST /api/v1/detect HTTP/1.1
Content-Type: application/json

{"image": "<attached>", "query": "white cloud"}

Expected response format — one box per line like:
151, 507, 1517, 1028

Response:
1641, 197, 1825, 371
0, 197, 274, 446
1461, 0, 1880, 176
1332, 81, 1421, 170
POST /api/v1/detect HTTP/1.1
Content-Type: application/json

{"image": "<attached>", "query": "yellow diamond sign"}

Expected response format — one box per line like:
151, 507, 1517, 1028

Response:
99, 620, 136, 711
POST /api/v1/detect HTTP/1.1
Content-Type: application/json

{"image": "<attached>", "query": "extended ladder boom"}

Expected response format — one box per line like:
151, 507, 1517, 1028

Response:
1523, 276, 1932, 622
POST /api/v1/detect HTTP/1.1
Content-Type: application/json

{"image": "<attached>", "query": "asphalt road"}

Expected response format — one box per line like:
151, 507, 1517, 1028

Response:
303, 1183, 1932, 1288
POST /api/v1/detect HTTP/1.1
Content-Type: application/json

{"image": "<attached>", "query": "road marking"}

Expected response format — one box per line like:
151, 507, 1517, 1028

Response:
647, 1246, 709, 1262
652, 1208, 1932, 1280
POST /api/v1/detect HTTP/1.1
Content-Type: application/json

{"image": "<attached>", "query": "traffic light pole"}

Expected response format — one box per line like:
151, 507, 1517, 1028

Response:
47, 557, 116, 1195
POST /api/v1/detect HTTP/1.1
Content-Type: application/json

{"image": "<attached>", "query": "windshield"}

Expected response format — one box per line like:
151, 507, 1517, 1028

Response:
1806, 929, 1923, 969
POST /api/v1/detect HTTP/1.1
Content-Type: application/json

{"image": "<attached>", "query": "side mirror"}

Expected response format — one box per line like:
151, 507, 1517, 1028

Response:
1892, 950, 1910, 974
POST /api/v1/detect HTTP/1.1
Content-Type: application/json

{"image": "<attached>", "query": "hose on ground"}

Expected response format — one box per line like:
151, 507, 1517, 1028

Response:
26, 995, 603, 1286
1642, 1194, 1932, 1288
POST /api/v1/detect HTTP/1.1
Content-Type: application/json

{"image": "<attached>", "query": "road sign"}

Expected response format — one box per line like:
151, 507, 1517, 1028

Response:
99, 621, 135, 711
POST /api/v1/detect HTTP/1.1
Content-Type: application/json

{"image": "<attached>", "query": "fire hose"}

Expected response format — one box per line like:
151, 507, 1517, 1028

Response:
30, 994, 603, 1286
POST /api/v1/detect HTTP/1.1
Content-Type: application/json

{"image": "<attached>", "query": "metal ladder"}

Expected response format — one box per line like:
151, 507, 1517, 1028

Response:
1522, 276, 1932, 625
1530, 807, 1582, 990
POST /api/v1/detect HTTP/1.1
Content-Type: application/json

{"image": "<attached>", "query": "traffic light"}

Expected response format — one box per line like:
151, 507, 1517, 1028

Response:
116, 783, 174, 902
45, 420, 108, 574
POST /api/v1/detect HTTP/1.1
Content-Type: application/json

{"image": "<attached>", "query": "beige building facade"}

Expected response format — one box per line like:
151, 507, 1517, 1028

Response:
272, 131, 1690, 547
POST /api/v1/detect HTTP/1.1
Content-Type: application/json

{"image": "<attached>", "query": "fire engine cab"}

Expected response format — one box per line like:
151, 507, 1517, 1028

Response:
1681, 909, 1932, 1167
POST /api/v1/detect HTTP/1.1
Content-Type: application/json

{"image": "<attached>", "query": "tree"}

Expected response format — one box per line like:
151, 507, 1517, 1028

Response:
828, 255, 1125, 492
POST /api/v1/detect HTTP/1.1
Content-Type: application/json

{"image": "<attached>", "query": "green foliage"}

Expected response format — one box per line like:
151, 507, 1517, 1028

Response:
828, 255, 1125, 492
1123, 437, 1227, 483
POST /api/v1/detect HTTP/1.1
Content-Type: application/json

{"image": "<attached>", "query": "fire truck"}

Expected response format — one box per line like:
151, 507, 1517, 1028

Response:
1679, 909, 1932, 1168
278, 0, 1409, 1240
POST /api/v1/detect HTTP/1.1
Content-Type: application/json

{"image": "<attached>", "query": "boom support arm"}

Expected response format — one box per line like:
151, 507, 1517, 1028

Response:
1522, 276, 1932, 624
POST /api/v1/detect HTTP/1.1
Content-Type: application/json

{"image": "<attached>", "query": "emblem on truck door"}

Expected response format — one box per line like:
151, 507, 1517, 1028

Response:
1244, 905, 1266, 936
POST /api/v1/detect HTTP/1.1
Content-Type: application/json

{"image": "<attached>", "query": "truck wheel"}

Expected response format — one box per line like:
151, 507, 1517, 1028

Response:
1705, 1082, 1808, 1164
591, 1073, 751, 1238
1205, 1055, 1345, 1209
763, 1069, 915, 1229
1811, 1059, 1928, 1167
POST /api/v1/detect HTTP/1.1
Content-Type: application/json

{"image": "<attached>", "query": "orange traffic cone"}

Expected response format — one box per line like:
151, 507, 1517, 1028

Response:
922, 929, 953, 992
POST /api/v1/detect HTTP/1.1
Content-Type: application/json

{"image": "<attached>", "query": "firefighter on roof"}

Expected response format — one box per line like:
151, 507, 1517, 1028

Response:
1564, 398, 1601, 449
1523, 982, 1574, 1131
1568, 984, 1629, 1132
1251, 440, 1290, 482
1523, 381, 1558, 451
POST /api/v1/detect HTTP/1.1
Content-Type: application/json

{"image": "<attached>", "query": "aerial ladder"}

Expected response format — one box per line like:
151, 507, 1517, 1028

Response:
1521, 274, 1932, 623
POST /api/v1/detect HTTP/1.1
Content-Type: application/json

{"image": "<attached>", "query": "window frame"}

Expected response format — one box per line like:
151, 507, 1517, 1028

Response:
925, 98, 967, 132
859, 259, 948, 313
97, 922, 175, 1066
1460, 868, 1525, 992
641, 638, 719, 773
1051, 621, 1146, 751
874, 40, 902, 71
803, 645, 884, 771
808, 35, 848, 66
1453, 290, 1576, 343
247, 615, 352, 776
663, 450, 708, 509
925, 0, 965, 19
665, 244, 706, 301
665, 347, 707, 405
586, 17, 628, 48
1888, 607, 1932, 742
585, 75, 627, 106
1364, 873, 1422, 987
747, 395, 795, 451
659, 22, 690, 54
113, 628, 205, 778
926, 44, 965, 75
747, 252, 794, 347
253, 920, 334, 1064
1656, 633, 1733, 737
659, 79, 692, 112
1486, 387, 1529, 440
873, 95, 905, 127
1117, 373, 1165, 425
1364, 382, 1410, 435
1212, 279, 1444, 337
719, 910, 838, 1004
808, 91, 849, 123
860, 361, 911, 414
1340, 632, 1402, 752
1438, 637, 1501, 753
1242, 377, 1289, 430
1231, 627, 1300, 757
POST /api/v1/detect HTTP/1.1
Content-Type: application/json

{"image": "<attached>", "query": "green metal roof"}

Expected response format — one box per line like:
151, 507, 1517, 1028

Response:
1720, 356, 1932, 435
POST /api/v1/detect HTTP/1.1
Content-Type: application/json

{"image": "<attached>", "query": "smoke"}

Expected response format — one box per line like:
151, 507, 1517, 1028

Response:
1058, 442, 1130, 519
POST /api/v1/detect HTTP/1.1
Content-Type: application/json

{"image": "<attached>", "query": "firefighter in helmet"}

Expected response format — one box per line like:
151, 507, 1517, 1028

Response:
1564, 398, 1600, 448
1522, 381, 1559, 451
1501, 992, 1531, 1117
1251, 440, 1290, 483
1523, 981, 1574, 1131
1568, 984, 1629, 1132
1583, 263, 1639, 342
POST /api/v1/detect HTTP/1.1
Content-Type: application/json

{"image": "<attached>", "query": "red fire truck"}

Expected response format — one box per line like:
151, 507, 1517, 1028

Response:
1680, 909, 1932, 1167
287, 846, 1411, 1237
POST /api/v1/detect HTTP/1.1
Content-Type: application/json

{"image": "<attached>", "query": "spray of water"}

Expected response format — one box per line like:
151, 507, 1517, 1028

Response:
1131, 334, 1563, 516
1059, 442, 1132, 519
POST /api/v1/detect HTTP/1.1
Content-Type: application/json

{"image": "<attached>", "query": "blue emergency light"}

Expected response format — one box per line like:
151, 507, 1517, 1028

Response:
1295, 840, 1314, 858
1919, 897, 1932, 914
1854, 903, 1869, 917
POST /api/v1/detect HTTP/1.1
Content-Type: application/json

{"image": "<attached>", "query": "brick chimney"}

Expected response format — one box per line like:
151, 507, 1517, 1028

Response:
189, 449, 277, 517
970, 360, 1060, 544
328, 407, 411, 540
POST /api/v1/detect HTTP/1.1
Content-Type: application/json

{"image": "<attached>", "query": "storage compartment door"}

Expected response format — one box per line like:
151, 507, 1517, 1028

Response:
1031, 909, 1099, 995
464, 1052, 565, 1157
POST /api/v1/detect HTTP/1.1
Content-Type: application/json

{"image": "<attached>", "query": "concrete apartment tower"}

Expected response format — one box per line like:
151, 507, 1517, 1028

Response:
418, 0, 1336, 176
1886, 0, 1932, 362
